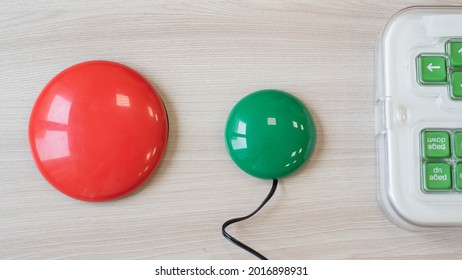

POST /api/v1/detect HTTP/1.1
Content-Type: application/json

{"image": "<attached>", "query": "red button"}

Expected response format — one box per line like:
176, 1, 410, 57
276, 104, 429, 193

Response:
29, 61, 168, 202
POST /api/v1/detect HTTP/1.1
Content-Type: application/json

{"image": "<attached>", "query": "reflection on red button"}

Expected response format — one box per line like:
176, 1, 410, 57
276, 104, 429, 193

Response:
28, 61, 168, 202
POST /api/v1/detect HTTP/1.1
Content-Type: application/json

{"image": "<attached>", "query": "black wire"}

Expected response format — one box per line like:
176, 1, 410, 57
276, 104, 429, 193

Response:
222, 179, 278, 260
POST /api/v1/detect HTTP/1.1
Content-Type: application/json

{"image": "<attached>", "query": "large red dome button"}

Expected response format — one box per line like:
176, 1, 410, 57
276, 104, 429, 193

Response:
29, 61, 168, 202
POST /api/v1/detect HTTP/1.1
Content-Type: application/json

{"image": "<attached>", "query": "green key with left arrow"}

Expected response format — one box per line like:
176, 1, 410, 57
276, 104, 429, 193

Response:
418, 55, 447, 85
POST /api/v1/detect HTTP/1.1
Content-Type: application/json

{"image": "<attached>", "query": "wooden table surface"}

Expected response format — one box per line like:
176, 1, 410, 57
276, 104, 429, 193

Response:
2, 0, 462, 259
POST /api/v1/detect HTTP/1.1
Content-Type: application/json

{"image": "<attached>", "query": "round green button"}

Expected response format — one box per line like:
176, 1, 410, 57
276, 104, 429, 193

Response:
225, 89, 316, 179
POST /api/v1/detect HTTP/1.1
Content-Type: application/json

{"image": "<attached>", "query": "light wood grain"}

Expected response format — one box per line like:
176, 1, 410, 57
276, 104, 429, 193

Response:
2, 0, 462, 259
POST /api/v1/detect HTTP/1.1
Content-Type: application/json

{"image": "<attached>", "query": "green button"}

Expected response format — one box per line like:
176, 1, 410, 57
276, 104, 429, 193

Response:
422, 131, 450, 158
454, 132, 462, 158
224, 89, 316, 179
424, 162, 452, 190
447, 41, 462, 67
450, 72, 462, 98
456, 163, 462, 190
418, 55, 447, 84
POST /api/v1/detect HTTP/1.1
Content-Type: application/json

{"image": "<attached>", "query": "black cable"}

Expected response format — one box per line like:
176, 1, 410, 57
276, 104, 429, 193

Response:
222, 179, 278, 260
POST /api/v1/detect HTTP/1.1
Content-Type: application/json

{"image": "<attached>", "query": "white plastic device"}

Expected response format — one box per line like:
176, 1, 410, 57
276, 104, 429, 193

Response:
377, 6, 462, 228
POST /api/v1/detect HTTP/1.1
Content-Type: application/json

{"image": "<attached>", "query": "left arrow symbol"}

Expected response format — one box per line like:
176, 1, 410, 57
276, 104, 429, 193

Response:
427, 63, 441, 72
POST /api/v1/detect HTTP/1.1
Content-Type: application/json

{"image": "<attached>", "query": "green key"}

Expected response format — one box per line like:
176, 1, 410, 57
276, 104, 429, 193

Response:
424, 162, 452, 190
454, 132, 462, 158
456, 163, 462, 190
447, 41, 462, 67
417, 55, 447, 84
422, 131, 450, 158
450, 72, 462, 98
